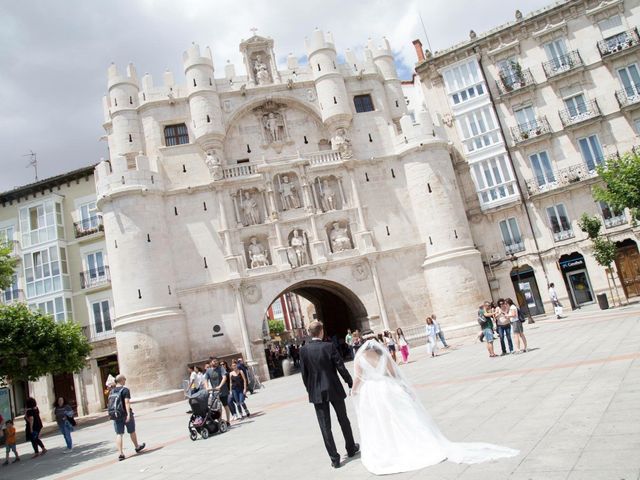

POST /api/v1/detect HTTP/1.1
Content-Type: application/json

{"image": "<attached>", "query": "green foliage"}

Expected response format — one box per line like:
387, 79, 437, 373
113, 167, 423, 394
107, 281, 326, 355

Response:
592, 236, 617, 269
0, 303, 91, 382
267, 319, 286, 335
0, 243, 17, 291
594, 152, 640, 213
578, 213, 602, 240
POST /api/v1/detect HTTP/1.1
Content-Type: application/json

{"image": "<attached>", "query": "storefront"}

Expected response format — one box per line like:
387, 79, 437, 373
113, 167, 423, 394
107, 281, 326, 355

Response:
510, 265, 545, 316
559, 252, 595, 308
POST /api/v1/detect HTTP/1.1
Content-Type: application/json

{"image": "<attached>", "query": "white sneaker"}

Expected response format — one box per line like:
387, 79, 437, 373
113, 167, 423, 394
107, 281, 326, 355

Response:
63, 449, 69, 454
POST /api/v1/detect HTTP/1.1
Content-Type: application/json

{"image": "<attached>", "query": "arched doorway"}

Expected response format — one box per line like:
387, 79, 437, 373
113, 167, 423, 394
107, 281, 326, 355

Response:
262, 279, 368, 379
559, 252, 595, 308
509, 264, 544, 315
615, 238, 640, 298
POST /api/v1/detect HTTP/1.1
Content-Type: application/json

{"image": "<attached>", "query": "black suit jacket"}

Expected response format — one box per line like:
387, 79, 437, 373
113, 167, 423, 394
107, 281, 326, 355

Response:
300, 339, 353, 404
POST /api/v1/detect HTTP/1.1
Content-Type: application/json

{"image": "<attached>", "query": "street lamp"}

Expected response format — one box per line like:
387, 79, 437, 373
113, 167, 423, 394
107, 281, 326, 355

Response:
509, 254, 535, 324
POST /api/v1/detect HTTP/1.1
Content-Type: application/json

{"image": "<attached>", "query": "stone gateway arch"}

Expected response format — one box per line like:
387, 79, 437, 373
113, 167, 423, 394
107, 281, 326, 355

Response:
95, 33, 489, 404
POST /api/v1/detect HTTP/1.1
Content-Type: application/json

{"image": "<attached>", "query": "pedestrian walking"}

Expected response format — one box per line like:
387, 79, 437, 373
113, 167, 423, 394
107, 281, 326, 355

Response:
425, 317, 438, 357
549, 283, 563, 318
24, 397, 46, 458
230, 360, 251, 419
478, 302, 497, 357
2, 420, 20, 465
396, 327, 410, 363
431, 314, 449, 348
206, 358, 231, 423
345, 329, 355, 360
494, 299, 514, 356
236, 358, 253, 394
54, 397, 75, 452
108, 374, 145, 461
383, 331, 397, 362
506, 298, 528, 353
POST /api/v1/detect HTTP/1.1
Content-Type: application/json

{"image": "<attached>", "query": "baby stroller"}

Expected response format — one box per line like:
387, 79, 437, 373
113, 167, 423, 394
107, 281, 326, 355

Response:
187, 389, 228, 440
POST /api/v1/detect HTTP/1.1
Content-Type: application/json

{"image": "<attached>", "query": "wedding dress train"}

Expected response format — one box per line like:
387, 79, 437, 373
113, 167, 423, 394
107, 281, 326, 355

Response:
352, 339, 518, 475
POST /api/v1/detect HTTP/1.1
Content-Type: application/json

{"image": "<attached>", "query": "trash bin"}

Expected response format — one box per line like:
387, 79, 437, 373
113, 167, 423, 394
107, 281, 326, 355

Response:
597, 293, 609, 310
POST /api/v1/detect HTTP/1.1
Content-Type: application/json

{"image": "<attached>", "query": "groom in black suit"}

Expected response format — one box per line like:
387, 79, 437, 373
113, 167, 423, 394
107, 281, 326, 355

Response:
300, 321, 359, 468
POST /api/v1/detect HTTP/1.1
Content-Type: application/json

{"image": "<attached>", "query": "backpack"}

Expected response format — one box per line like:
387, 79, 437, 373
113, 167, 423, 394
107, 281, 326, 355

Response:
477, 313, 488, 328
107, 387, 126, 420
517, 307, 526, 323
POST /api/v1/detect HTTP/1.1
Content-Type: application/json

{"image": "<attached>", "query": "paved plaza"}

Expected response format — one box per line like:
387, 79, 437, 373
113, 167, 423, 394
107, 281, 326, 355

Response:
4, 305, 640, 480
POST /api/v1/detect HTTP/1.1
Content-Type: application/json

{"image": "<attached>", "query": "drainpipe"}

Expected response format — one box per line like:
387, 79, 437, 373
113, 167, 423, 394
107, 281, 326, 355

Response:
474, 48, 551, 288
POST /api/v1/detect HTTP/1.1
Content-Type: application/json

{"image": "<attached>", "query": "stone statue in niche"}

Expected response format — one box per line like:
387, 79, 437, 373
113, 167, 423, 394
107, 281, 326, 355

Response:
330, 222, 352, 252
320, 179, 337, 211
262, 112, 285, 143
253, 54, 271, 85
248, 237, 269, 268
279, 175, 300, 210
241, 190, 260, 226
289, 229, 309, 267
205, 151, 223, 180
332, 128, 353, 159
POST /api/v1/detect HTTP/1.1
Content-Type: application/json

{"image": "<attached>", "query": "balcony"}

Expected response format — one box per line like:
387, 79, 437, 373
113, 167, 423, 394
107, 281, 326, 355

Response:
510, 117, 552, 145
505, 241, 525, 255
496, 68, 535, 96
615, 85, 640, 110
2, 289, 24, 304
542, 50, 584, 80
553, 229, 575, 242
604, 214, 627, 228
306, 150, 342, 167
598, 28, 640, 59
525, 162, 600, 197
74, 216, 104, 239
559, 99, 601, 129
80, 266, 111, 290
223, 163, 257, 179
82, 323, 115, 343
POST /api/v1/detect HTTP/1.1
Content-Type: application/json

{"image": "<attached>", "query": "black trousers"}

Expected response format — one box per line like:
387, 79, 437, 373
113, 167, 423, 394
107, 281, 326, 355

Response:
313, 398, 356, 462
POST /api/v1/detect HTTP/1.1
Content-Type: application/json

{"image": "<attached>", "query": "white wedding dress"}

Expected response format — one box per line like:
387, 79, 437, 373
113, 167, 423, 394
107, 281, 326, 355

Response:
352, 340, 518, 475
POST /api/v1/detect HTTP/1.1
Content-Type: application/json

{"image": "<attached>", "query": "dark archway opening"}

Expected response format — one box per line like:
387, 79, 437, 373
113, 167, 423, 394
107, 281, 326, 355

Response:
263, 280, 368, 379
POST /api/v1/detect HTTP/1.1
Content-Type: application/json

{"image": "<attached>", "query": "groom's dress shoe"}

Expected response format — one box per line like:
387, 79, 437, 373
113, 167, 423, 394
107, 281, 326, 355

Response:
347, 443, 360, 458
331, 459, 341, 468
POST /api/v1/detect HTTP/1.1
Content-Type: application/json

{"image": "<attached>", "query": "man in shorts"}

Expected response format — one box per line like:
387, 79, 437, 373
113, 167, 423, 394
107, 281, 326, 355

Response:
112, 374, 145, 461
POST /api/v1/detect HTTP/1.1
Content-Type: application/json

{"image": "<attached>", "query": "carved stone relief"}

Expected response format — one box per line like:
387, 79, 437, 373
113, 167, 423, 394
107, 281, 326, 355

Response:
246, 236, 270, 269
327, 221, 353, 253
287, 229, 311, 268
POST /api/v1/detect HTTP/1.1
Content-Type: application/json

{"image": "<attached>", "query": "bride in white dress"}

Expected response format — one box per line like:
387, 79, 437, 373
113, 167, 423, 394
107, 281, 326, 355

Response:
351, 338, 518, 475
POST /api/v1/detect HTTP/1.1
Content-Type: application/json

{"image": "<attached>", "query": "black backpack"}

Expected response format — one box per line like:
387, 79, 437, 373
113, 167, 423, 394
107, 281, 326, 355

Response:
517, 307, 526, 323
107, 387, 126, 420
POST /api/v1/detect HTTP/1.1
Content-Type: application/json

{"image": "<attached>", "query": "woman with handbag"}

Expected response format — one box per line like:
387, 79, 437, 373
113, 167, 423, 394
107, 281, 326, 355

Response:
506, 298, 527, 353
25, 397, 47, 458
54, 397, 75, 452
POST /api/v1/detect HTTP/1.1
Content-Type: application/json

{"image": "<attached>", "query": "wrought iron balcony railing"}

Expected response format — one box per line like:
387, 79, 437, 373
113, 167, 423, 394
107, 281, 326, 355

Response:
496, 68, 535, 96
553, 229, 575, 242
74, 215, 104, 238
598, 28, 640, 58
615, 84, 640, 109
525, 162, 600, 196
542, 50, 583, 79
81, 322, 115, 342
505, 241, 525, 255
604, 214, 627, 228
559, 99, 601, 128
510, 116, 552, 144
80, 266, 111, 289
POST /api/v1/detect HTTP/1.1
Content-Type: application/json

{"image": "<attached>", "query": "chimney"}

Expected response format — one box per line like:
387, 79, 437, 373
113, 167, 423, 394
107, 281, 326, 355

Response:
412, 39, 425, 62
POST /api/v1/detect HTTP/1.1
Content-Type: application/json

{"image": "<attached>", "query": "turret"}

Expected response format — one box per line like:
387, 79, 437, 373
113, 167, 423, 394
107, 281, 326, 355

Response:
369, 37, 407, 121
107, 62, 144, 156
305, 29, 352, 132
182, 43, 225, 151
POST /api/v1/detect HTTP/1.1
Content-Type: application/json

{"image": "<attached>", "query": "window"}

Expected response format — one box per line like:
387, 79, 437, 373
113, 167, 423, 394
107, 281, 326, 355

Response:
92, 300, 113, 334
529, 151, 556, 187
563, 94, 588, 118
634, 117, 640, 134
457, 107, 500, 152
618, 64, 640, 97
578, 135, 604, 171
470, 155, 517, 206
0, 225, 14, 246
29, 296, 69, 322
164, 123, 189, 146
514, 105, 537, 128
19, 200, 63, 247
598, 14, 624, 37
544, 38, 568, 62
353, 94, 374, 113
599, 201, 626, 228
499, 218, 524, 254
546, 204, 573, 241
442, 59, 485, 105
2, 274, 19, 304
78, 201, 99, 232
24, 246, 67, 299
83, 251, 107, 288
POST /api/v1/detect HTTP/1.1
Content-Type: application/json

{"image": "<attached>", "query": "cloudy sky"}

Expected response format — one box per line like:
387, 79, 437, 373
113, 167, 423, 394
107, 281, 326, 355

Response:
0, 0, 553, 192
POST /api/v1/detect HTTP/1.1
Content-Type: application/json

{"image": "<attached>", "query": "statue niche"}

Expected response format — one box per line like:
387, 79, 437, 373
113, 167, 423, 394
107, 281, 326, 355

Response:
251, 53, 272, 86
238, 188, 262, 226
245, 235, 270, 269
287, 229, 311, 268
327, 221, 353, 253
275, 172, 302, 212
315, 175, 343, 212
253, 101, 292, 153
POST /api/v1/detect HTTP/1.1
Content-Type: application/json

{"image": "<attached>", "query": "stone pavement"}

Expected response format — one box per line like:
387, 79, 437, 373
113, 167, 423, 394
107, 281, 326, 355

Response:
4, 305, 640, 480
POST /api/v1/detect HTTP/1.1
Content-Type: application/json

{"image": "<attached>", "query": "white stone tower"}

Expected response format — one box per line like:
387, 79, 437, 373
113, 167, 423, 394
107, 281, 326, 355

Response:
369, 37, 408, 121
106, 63, 144, 157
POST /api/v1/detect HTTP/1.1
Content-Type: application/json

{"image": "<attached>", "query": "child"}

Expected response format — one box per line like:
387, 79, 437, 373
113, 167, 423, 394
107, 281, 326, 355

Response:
3, 420, 20, 465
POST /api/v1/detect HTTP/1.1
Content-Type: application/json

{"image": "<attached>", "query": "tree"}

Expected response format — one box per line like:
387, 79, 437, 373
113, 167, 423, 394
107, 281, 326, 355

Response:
0, 243, 17, 291
267, 319, 285, 336
0, 303, 91, 383
594, 151, 640, 221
